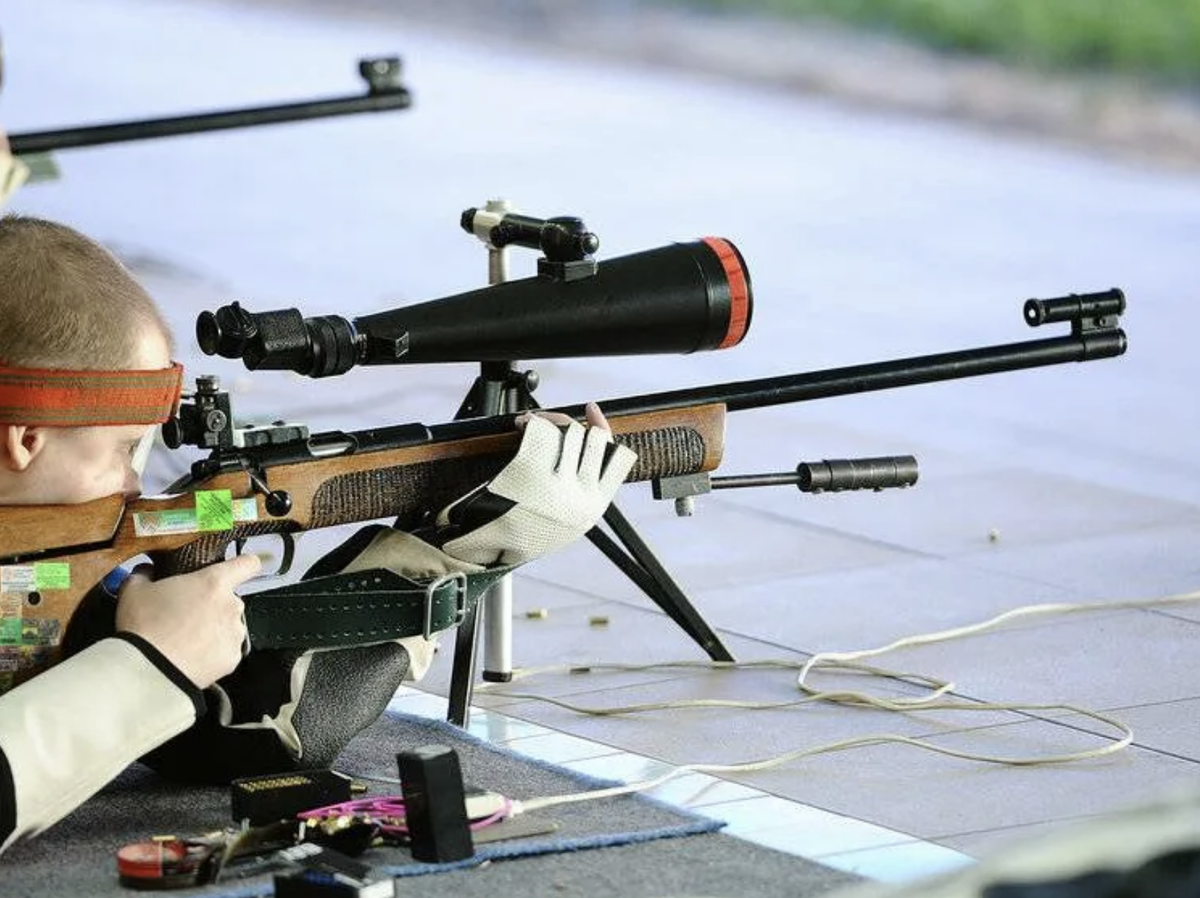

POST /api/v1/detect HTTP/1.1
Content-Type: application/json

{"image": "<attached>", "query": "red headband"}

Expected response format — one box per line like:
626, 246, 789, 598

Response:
0, 363, 184, 426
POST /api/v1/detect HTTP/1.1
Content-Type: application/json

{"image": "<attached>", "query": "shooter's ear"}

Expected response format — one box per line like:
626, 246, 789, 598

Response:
1, 424, 47, 472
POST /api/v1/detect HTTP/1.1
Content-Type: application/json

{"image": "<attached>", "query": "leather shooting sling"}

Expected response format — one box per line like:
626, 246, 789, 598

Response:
240, 566, 514, 650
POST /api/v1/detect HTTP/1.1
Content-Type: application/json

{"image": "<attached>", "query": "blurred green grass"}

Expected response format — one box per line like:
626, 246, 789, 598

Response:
679, 0, 1200, 86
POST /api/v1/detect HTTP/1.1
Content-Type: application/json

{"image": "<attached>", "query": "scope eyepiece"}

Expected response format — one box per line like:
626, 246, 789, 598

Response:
196, 303, 363, 377
197, 302, 257, 359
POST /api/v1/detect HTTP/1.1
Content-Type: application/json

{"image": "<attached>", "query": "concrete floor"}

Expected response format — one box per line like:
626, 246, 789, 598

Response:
5, 0, 1200, 886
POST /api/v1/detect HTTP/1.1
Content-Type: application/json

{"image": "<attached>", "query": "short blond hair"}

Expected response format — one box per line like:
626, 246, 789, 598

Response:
0, 214, 174, 369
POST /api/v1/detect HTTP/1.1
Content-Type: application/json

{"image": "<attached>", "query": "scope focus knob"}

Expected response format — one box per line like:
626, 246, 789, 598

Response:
197, 303, 258, 358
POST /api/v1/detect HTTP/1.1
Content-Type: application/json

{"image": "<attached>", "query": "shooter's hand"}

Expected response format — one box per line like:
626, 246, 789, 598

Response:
432, 401, 636, 567
115, 554, 259, 689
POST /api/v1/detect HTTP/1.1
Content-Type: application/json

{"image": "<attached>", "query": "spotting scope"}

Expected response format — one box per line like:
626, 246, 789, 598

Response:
195, 237, 753, 377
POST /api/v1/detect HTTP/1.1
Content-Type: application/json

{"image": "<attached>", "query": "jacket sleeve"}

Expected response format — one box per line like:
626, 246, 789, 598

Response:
0, 634, 204, 852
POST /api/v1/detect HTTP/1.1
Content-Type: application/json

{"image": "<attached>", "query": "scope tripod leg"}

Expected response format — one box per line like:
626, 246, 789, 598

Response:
446, 366, 522, 727
589, 504, 735, 663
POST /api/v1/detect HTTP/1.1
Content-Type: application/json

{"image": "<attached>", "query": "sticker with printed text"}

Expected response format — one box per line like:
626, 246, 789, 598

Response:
21, 619, 60, 647
0, 566, 36, 593
34, 563, 70, 590
196, 490, 234, 532
134, 497, 257, 537
0, 564, 65, 592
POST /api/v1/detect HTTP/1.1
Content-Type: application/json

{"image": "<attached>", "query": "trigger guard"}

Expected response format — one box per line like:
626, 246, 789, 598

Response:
276, 533, 296, 577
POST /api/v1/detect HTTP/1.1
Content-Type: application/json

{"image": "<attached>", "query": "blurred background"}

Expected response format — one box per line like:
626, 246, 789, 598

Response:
5, 0, 1200, 874
244, 0, 1200, 169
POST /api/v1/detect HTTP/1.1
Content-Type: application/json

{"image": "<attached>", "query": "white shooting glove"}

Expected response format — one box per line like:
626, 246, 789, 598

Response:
430, 413, 637, 567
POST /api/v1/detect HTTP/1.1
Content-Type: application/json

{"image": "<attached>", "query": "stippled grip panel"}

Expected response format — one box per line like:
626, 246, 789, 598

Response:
152, 520, 293, 576
619, 426, 708, 482
311, 425, 710, 531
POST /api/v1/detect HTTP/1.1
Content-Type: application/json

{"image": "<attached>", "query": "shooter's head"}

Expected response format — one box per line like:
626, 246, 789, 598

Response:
0, 215, 182, 504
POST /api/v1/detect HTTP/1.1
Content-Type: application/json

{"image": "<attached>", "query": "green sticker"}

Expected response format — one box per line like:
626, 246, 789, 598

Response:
34, 563, 70, 590
0, 619, 21, 645
133, 508, 198, 536
196, 490, 234, 532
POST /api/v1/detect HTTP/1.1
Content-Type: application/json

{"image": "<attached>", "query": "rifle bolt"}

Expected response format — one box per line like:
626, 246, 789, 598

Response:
264, 490, 293, 517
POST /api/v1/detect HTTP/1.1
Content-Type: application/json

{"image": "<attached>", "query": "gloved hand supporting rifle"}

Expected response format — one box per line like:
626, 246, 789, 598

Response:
139, 409, 636, 783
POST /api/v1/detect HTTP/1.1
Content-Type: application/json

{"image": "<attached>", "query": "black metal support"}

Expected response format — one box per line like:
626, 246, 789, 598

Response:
588, 508, 734, 662
445, 603, 484, 727
445, 362, 526, 727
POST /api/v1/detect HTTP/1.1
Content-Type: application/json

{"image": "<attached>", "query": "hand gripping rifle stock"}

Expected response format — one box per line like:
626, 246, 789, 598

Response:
0, 288, 1125, 692
0, 404, 723, 691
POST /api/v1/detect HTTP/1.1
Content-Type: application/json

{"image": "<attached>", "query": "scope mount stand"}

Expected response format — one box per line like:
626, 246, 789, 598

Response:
444, 200, 734, 727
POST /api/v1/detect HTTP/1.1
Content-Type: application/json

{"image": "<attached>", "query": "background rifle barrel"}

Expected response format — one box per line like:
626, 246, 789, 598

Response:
9, 91, 411, 155
551, 329, 1128, 421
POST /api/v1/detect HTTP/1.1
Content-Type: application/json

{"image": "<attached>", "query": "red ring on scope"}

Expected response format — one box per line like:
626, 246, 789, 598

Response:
701, 237, 752, 349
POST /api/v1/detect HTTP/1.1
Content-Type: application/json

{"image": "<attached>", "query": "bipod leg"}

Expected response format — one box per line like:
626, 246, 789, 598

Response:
445, 602, 482, 727
588, 504, 735, 663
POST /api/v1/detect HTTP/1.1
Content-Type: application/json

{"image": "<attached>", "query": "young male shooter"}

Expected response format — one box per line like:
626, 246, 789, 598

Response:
0, 213, 635, 850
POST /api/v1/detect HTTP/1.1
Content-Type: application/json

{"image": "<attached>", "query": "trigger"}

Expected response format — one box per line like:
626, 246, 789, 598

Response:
234, 534, 295, 578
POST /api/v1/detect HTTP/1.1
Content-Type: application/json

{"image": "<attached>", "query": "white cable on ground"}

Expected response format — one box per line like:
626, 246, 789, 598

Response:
484, 587, 1200, 812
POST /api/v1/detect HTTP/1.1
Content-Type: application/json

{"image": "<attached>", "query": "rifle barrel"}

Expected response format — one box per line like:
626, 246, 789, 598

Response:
555, 328, 1127, 420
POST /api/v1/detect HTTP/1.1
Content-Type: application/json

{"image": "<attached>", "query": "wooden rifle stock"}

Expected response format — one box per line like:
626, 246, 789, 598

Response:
0, 404, 724, 691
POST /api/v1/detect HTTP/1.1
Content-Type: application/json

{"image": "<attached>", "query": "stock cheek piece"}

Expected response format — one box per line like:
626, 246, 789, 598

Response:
0, 362, 184, 425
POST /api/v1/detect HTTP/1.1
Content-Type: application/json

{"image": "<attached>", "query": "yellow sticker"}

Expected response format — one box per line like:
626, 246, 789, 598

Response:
196, 490, 234, 532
